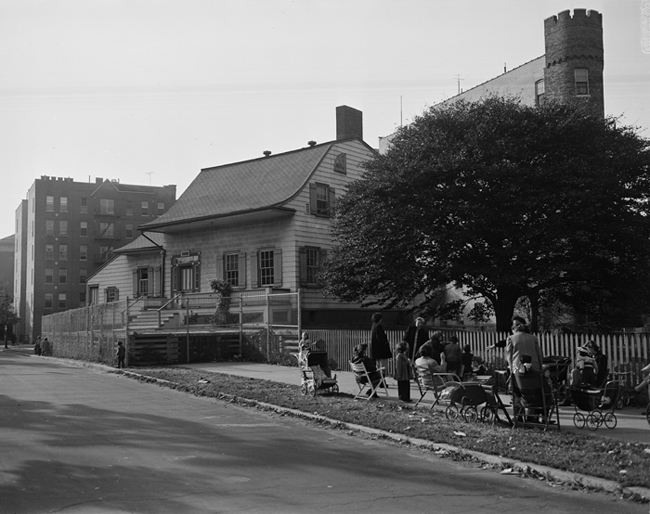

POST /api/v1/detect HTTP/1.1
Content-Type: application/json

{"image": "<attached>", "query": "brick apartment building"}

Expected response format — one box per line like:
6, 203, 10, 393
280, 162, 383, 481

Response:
14, 176, 176, 342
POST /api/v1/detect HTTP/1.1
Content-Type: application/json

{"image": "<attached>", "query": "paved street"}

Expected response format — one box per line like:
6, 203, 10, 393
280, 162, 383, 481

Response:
1, 350, 647, 514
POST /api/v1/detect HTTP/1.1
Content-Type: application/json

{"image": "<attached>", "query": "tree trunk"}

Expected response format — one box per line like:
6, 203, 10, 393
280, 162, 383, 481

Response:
528, 291, 540, 333
493, 287, 521, 333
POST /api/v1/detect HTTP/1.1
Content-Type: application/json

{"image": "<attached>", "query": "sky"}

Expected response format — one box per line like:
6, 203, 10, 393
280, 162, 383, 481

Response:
1, 0, 649, 239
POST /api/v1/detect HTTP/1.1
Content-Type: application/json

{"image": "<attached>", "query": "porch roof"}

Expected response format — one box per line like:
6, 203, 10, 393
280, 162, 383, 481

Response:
139, 142, 334, 232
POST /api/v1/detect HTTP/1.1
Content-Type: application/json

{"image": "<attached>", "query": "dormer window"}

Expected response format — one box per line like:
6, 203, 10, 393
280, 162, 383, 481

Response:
575, 68, 589, 96
334, 153, 347, 174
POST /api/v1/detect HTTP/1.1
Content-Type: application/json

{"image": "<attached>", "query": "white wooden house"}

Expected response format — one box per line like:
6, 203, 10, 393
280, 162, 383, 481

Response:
86, 106, 378, 335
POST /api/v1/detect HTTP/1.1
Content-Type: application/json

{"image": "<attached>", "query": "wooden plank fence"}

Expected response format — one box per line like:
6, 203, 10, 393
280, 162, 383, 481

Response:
303, 329, 650, 382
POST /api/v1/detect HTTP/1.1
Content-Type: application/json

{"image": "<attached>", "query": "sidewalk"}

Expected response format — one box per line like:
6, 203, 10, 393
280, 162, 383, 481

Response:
182, 361, 650, 444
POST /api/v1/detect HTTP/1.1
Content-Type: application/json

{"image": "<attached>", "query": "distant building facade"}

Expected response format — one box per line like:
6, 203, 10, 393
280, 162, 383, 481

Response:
0, 234, 14, 290
379, 8, 604, 153
14, 176, 176, 342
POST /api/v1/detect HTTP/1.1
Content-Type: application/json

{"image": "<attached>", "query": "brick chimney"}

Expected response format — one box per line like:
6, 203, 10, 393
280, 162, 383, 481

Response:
336, 105, 363, 141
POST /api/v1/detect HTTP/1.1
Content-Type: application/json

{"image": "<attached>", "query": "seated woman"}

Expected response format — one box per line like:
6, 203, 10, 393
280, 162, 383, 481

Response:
351, 343, 383, 396
414, 343, 444, 388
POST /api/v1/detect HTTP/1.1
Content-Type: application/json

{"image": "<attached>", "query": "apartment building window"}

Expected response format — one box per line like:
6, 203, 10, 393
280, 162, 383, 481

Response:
126, 200, 133, 216
309, 183, 335, 217
80, 292, 86, 304
80, 245, 87, 261
58, 269, 67, 284
59, 220, 68, 236
44, 293, 53, 309
45, 220, 54, 236
575, 68, 589, 95
299, 247, 326, 286
45, 268, 53, 284
46, 196, 54, 212
99, 246, 113, 262
60, 197, 68, 213
99, 222, 114, 238
59, 244, 68, 261
80, 268, 87, 283
126, 223, 133, 238
141, 201, 148, 216
100, 198, 114, 215
157, 202, 165, 214
535, 79, 545, 106
58, 293, 66, 309
81, 197, 88, 214
80, 221, 87, 237
45, 244, 54, 260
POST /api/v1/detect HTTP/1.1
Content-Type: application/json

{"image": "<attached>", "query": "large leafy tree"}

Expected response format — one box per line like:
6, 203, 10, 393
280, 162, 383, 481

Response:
322, 97, 650, 332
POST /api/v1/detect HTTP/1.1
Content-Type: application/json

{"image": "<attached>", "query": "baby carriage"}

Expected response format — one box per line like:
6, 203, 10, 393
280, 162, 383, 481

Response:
296, 350, 338, 396
543, 355, 572, 402
441, 381, 494, 422
572, 380, 621, 431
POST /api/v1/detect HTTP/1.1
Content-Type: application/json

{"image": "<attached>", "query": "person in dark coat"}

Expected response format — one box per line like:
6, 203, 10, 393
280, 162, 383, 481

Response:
403, 317, 429, 362
351, 344, 383, 397
370, 312, 392, 369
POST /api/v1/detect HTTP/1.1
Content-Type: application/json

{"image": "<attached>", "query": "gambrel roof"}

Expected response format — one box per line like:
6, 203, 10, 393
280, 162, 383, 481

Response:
140, 142, 337, 232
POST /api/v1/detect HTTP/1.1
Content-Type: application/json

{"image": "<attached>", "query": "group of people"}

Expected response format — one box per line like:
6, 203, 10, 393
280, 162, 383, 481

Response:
350, 313, 479, 401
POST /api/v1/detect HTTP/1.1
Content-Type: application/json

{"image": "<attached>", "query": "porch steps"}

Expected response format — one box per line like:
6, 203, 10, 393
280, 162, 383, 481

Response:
129, 310, 177, 330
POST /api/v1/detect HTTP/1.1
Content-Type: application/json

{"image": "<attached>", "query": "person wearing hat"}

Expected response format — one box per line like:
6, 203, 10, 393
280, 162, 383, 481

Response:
576, 343, 598, 386
403, 317, 429, 362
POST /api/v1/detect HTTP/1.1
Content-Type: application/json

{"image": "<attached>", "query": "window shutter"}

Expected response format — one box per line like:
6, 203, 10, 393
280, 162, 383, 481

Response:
251, 252, 258, 288
114, 288, 119, 301
318, 249, 328, 286
274, 248, 282, 287
148, 267, 154, 297
216, 253, 224, 280
132, 269, 138, 297
238, 252, 247, 288
299, 247, 307, 286
309, 183, 317, 215
171, 265, 178, 293
328, 187, 336, 217
154, 267, 161, 296
194, 263, 200, 292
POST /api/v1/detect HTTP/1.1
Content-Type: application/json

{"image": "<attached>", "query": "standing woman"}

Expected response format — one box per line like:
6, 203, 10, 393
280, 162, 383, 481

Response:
370, 313, 392, 373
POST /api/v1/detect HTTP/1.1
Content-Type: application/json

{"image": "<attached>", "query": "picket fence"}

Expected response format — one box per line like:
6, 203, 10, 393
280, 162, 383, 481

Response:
304, 329, 650, 383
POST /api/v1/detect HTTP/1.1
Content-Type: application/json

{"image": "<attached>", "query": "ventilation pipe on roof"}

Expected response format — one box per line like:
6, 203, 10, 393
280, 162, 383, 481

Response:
263, 150, 272, 157
308, 140, 316, 147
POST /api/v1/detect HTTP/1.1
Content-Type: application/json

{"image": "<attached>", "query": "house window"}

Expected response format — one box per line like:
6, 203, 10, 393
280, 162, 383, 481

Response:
59, 220, 68, 236
309, 183, 335, 217
126, 200, 133, 216
45, 268, 53, 284
46, 196, 54, 212
89, 286, 99, 305
180, 266, 194, 291
158, 202, 165, 214
58, 293, 66, 309
60, 197, 68, 213
45, 244, 54, 260
126, 223, 133, 238
80, 268, 87, 283
45, 220, 54, 236
105, 287, 119, 302
334, 153, 347, 174
306, 248, 320, 284
141, 201, 148, 216
535, 79, 545, 106
225, 253, 240, 287
100, 199, 114, 215
80, 197, 88, 214
259, 250, 274, 286
59, 244, 68, 261
137, 267, 149, 296
44, 293, 53, 309
300, 247, 326, 286
99, 222, 114, 238
80, 245, 87, 261
80, 221, 87, 237
575, 68, 589, 95
59, 269, 67, 284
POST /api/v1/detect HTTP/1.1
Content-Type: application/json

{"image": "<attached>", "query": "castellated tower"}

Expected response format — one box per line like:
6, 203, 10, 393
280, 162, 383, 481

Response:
544, 9, 604, 118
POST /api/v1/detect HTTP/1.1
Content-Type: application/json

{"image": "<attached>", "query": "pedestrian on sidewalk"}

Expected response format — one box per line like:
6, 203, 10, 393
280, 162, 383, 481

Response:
393, 341, 412, 402
369, 312, 392, 372
34, 337, 42, 356
116, 341, 126, 368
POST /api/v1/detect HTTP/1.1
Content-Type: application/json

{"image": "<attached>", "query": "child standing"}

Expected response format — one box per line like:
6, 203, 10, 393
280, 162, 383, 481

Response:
394, 341, 413, 402
116, 341, 126, 368
461, 344, 474, 380
298, 332, 311, 367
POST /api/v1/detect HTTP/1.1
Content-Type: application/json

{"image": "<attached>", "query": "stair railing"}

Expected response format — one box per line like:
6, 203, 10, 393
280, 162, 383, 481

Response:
157, 292, 183, 327
122, 295, 145, 325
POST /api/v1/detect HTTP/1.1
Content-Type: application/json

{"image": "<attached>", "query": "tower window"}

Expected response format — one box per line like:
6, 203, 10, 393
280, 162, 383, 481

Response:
575, 68, 589, 96
535, 80, 545, 106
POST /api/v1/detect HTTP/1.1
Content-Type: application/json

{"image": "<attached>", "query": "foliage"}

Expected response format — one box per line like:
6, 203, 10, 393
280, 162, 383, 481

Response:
0, 286, 19, 335
209, 279, 233, 325
322, 97, 650, 331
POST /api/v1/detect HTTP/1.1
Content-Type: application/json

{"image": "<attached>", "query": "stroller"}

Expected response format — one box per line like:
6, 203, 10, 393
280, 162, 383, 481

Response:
572, 380, 621, 431
296, 350, 338, 397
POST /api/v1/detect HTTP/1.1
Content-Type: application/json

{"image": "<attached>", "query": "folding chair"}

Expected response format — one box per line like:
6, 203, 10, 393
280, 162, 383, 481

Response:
349, 361, 389, 400
413, 366, 462, 408
512, 372, 560, 431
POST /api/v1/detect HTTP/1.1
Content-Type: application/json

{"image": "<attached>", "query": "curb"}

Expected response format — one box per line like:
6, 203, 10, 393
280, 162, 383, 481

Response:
26, 354, 650, 502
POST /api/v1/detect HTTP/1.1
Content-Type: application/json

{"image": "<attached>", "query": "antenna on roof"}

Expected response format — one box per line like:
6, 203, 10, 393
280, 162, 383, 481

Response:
146, 172, 153, 185
456, 75, 463, 95
400, 95, 403, 128
504, 62, 507, 73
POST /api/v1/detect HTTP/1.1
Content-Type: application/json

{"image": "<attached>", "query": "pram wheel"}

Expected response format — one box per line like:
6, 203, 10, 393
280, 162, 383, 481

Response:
300, 382, 308, 395
603, 412, 617, 429
445, 404, 460, 420
462, 406, 478, 422
480, 406, 495, 423
573, 412, 586, 429
308, 382, 316, 397
586, 412, 602, 431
